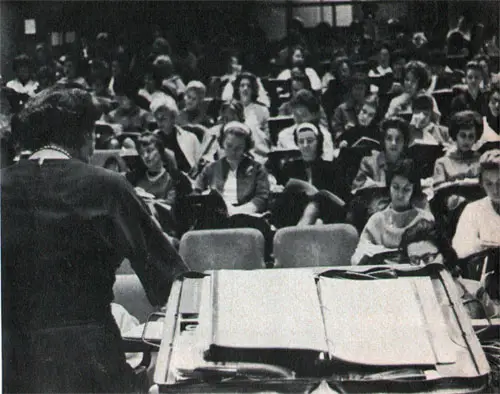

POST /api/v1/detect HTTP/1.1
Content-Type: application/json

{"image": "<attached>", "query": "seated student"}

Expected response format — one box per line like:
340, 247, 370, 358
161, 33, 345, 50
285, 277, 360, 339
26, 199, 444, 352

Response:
351, 159, 434, 265
473, 54, 493, 92
331, 73, 369, 142
451, 61, 488, 117
368, 44, 393, 93
352, 116, 409, 192
433, 110, 482, 187
57, 54, 90, 89
271, 122, 346, 227
150, 95, 201, 173
220, 54, 270, 108
453, 149, 500, 259
483, 81, 500, 136
177, 80, 213, 128
321, 56, 352, 115
194, 121, 270, 215
153, 55, 186, 99
137, 64, 168, 105
426, 50, 455, 92
36, 65, 56, 92
277, 89, 334, 161
409, 94, 452, 147
101, 78, 152, 133
386, 60, 441, 123
337, 94, 380, 147
232, 72, 271, 163
90, 70, 116, 115
400, 219, 498, 319
198, 99, 245, 165
279, 67, 329, 129
276, 45, 321, 92
6, 54, 39, 97
126, 132, 177, 205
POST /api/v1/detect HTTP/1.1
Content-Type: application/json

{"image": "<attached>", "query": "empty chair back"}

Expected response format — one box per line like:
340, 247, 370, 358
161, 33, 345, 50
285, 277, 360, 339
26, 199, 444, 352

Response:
274, 224, 359, 268
179, 228, 265, 271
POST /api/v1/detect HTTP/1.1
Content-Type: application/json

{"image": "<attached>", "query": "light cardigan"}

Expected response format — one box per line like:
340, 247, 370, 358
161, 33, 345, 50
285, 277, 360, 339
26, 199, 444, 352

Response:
155, 126, 201, 169
432, 149, 480, 187
453, 197, 500, 259
351, 205, 435, 265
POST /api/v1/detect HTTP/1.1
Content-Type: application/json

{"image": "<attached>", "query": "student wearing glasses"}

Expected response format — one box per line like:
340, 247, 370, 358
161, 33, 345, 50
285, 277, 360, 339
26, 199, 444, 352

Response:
400, 219, 498, 319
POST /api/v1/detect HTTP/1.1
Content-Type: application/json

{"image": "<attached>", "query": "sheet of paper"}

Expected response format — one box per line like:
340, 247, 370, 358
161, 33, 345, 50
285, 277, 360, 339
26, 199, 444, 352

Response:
318, 276, 437, 366
203, 269, 328, 352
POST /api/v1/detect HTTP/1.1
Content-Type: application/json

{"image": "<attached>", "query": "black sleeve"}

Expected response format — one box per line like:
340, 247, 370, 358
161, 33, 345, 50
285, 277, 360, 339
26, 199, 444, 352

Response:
111, 178, 189, 306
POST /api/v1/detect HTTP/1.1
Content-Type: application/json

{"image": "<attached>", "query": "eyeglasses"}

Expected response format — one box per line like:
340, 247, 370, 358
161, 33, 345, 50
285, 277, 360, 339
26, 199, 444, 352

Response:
407, 252, 440, 266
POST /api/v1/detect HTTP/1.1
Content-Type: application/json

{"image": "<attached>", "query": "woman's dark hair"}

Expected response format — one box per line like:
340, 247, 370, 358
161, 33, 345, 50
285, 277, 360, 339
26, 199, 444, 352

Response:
13, 54, 32, 73
16, 86, 100, 151
290, 89, 320, 114
293, 122, 324, 159
465, 60, 483, 74
448, 110, 483, 140
413, 94, 434, 112
404, 60, 431, 91
379, 116, 410, 147
219, 100, 245, 123
232, 72, 259, 102
331, 56, 352, 80
386, 158, 421, 198
399, 219, 458, 270
490, 80, 500, 97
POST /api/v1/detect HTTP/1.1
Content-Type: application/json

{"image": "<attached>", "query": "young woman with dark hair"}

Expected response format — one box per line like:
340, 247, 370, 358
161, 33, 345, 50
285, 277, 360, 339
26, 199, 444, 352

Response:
232, 72, 271, 163
351, 159, 434, 265
386, 60, 441, 122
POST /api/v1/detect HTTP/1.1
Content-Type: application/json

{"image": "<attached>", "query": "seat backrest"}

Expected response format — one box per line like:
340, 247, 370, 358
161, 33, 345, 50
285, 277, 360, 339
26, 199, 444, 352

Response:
273, 224, 359, 268
179, 228, 265, 271
113, 274, 155, 323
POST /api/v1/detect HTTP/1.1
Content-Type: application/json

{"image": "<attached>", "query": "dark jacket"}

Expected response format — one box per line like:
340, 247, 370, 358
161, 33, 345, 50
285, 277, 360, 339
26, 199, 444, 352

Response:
281, 158, 341, 194
195, 155, 270, 212
450, 90, 488, 117
1, 158, 188, 392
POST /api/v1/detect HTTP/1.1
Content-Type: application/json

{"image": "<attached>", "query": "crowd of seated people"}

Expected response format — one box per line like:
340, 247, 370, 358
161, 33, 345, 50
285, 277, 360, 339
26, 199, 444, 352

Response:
1, 12, 500, 324
2, 11, 500, 392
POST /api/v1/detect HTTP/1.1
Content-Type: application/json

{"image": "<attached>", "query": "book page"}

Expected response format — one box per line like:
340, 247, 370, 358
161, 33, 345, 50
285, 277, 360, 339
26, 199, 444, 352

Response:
318, 276, 437, 366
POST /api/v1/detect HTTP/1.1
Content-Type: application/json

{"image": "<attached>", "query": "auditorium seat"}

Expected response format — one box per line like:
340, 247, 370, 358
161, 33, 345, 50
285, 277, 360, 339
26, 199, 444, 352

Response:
179, 228, 266, 271
273, 224, 359, 268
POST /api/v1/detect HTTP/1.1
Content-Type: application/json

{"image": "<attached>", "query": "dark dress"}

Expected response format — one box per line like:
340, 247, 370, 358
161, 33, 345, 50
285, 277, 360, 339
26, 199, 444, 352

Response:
1, 158, 188, 393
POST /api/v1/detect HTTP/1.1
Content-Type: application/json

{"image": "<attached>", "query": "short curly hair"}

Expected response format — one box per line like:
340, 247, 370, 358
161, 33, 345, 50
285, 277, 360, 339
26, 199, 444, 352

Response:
404, 60, 431, 91
448, 110, 483, 141
16, 86, 100, 151
379, 116, 410, 147
232, 72, 259, 103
